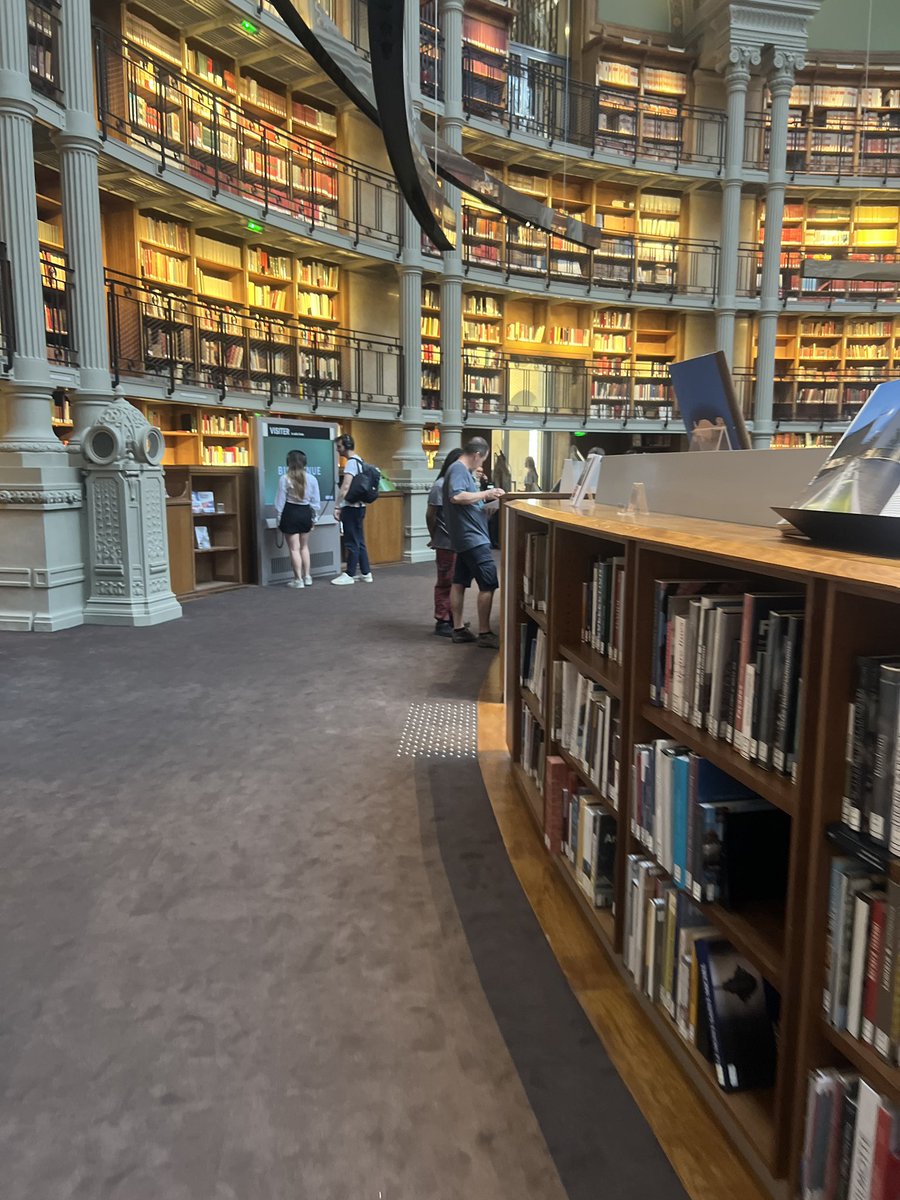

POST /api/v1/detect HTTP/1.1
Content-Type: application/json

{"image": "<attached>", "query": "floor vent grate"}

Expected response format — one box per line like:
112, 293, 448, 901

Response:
397, 701, 478, 759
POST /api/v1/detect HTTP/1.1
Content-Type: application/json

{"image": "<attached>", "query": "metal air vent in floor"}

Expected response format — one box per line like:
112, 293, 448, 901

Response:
397, 701, 478, 759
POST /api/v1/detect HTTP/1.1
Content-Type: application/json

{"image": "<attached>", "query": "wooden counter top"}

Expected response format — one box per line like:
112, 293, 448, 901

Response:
508, 498, 900, 595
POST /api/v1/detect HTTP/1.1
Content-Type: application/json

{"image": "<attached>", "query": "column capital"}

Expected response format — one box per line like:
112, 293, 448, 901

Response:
441, 0, 465, 13
766, 48, 804, 93
722, 44, 760, 85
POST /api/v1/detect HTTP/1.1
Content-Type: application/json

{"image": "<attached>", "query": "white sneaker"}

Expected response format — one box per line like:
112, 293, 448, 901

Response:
331, 572, 355, 586
287, 579, 304, 589
358, 572, 374, 583
304, 575, 313, 586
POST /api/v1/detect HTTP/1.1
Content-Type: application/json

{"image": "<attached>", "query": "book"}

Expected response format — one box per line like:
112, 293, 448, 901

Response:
192, 490, 215, 514
848, 1081, 881, 1200
862, 896, 887, 1045
694, 937, 778, 1092
871, 663, 900, 846
194, 525, 211, 549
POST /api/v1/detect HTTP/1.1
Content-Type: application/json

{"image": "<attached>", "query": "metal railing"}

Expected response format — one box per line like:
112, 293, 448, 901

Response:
41, 249, 76, 366
745, 111, 900, 179
462, 209, 720, 298
105, 271, 401, 412
420, 3, 444, 103
462, 53, 726, 171
92, 27, 401, 254
27, 0, 62, 101
737, 243, 900, 303
0, 243, 14, 373
462, 349, 678, 423
733, 368, 873, 424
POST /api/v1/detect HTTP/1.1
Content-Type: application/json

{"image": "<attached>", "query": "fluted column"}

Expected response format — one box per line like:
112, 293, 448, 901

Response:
56, 0, 113, 443
715, 46, 757, 365
438, 0, 464, 456
0, 0, 59, 454
753, 51, 801, 447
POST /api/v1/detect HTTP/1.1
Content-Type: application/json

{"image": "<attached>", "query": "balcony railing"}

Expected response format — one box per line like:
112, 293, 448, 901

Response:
105, 271, 401, 412
27, 0, 62, 101
733, 368, 873, 424
462, 350, 678, 423
420, 3, 444, 103
0, 243, 14, 373
462, 54, 726, 171
737, 243, 900, 304
92, 27, 401, 254
745, 111, 900, 179
41, 248, 76, 365
462, 213, 719, 298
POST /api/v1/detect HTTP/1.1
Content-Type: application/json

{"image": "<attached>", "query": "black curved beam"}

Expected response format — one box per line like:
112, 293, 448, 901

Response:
267, 0, 606, 251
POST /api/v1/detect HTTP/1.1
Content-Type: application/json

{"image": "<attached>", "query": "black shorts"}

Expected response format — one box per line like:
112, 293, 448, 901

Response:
279, 504, 313, 535
453, 543, 498, 592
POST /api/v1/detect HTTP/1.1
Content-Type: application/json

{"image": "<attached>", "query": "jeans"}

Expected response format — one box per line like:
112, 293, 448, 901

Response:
341, 506, 370, 576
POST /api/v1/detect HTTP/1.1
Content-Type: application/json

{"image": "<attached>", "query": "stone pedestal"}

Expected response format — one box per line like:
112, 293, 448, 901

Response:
81, 399, 181, 625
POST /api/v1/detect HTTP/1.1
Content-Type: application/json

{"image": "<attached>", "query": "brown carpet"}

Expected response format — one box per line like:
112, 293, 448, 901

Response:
0, 565, 687, 1200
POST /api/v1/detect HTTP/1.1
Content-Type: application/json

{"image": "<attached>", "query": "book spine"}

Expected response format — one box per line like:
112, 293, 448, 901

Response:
874, 878, 899, 1060
695, 938, 730, 1090
847, 1081, 880, 1200
871, 668, 900, 845
889, 691, 900, 856
862, 898, 886, 1044
846, 893, 873, 1038
853, 658, 882, 836
685, 756, 697, 896
842, 700, 858, 828
732, 596, 754, 756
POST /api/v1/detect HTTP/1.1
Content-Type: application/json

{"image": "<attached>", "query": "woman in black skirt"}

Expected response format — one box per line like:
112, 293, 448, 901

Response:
275, 450, 321, 588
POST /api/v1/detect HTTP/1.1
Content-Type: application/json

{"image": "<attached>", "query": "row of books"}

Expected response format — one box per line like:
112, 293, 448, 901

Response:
463, 321, 500, 345
141, 248, 189, 285
552, 663, 621, 808
239, 76, 287, 117
247, 248, 291, 278
248, 284, 288, 310
129, 96, 181, 143
297, 292, 335, 320
841, 654, 900, 852
522, 532, 549, 612
520, 625, 547, 702
196, 269, 236, 301
140, 216, 190, 252
201, 414, 249, 434
520, 701, 546, 792
631, 738, 789, 908
825, 860, 900, 1069
650, 581, 806, 778
545, 758, 618, 908
801, 1071, 898, 1200
201, 444, 249, 465
579, 554, 627, 663
625, 863, 779, 1092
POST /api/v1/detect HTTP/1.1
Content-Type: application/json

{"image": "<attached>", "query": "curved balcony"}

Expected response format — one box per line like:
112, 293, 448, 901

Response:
92, 28, 401, 258
744, 112, 900, 184
460, 212, 719, 301
461, 51, 726, 175
105, 271, 401, 413
736, 243, 900, 305
461, 350, 681, 425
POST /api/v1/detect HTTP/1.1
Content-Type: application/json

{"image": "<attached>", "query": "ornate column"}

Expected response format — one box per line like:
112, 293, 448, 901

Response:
753, 50, 801, 447
438, 0, 464, 456
391, 0, 433, 562
715, 46, 757, 364
56, 0, 112, 441
0, 0, 85, 630
58, 0, 180, 624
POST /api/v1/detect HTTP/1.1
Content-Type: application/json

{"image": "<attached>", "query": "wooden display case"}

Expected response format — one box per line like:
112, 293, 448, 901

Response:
502, 498, 900, 1198
163, 465, 254, 598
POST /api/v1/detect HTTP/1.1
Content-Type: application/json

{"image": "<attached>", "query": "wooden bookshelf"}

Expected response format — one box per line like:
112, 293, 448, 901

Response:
140, 401, 253, 467
502, 498, 900, 1197
163, 465, 253, 598
772, 76, 900, 177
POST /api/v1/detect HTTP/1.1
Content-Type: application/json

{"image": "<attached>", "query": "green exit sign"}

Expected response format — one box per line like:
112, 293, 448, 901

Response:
247, 219, 264, 234
240, 19, 259, 35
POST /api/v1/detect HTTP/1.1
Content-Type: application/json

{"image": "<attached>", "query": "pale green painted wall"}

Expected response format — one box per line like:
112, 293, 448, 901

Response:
594, 0, 671, 33
809, 0, 900, 52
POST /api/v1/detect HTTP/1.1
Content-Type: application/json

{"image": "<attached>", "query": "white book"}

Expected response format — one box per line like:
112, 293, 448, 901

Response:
734, 662, 756, 758
599, 696, 612, 798
847, 1081, 880, 1200
653, 739, 676, 870
562, 661, 580, 752
671, 614, 688, 717
846, 891, 875, 1039
592, 695, 607, 787
707, 606, 743, 738
890, 699, 900, 857
682, 600, 701, 720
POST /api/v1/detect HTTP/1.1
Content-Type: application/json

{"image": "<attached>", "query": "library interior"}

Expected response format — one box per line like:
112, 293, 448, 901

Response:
3, 0, 900, 1197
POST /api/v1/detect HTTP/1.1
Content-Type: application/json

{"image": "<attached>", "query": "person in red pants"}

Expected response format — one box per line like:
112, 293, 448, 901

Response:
426, 448, 463, 637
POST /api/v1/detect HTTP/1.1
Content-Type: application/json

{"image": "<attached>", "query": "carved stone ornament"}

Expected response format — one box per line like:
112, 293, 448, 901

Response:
0, 440, 66, 454
0, 487, 83, 507
82, 400, 164, 468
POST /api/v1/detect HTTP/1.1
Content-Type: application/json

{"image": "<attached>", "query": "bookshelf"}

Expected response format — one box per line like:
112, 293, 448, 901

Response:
462, 6, 511, 117
421, 282, 442, 411
593, 50, 689, 159
163, 465, 252, 597
140, 402, 252, 467
774, 78, 900, 176
503, 499, 900, 1196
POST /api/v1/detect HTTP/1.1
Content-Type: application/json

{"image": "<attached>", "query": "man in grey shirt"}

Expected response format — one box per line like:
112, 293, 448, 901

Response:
442, 437, 504, 648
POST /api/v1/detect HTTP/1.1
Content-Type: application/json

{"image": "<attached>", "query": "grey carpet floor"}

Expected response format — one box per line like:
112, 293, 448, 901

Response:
0, 565, 688, 1200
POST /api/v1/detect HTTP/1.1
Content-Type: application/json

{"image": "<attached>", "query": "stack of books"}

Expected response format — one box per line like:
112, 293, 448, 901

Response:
801, 1072, 898, 1199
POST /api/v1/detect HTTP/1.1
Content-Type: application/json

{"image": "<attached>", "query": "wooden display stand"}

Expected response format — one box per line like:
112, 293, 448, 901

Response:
502, 497, 900, 1198
362, 491, 404, 566
164, 466, 254, 598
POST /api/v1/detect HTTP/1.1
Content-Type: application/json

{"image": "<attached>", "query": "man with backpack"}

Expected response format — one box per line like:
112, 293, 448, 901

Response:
332, 433, 376, 585
443, 436, 504, 648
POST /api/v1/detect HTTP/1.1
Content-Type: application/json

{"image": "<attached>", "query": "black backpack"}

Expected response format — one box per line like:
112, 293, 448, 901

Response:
344, 458, 381, 505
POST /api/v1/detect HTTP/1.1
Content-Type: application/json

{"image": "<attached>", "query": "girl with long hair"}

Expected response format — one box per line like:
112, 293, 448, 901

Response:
275, 449, 321, 588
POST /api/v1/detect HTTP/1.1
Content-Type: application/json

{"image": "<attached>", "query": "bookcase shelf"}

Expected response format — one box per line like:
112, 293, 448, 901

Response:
638, 702, 798, 817
502, 499, 900, 1195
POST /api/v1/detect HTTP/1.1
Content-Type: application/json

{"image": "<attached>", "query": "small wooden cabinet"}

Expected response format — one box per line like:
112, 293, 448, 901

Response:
164, 466, 255, 597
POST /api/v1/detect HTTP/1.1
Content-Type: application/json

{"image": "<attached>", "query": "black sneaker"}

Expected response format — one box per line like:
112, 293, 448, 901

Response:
434, 620, 453, 638
451, 627, 477, 644
477, 631, 500, 649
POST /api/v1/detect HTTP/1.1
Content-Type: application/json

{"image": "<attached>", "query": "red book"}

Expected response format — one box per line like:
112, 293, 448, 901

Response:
869, 1102, 898, 1200
544, 756, 567, 855
863, 897, 888, 1044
